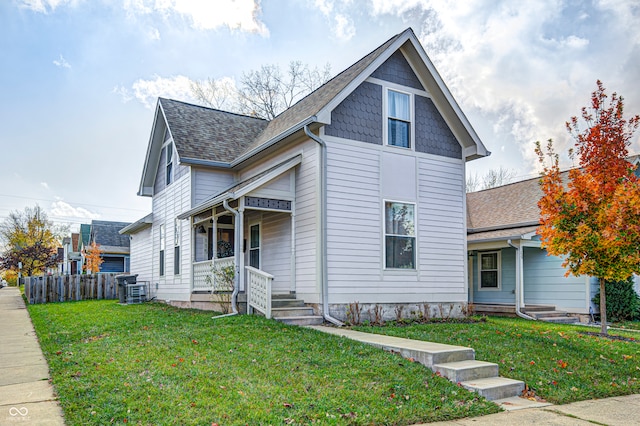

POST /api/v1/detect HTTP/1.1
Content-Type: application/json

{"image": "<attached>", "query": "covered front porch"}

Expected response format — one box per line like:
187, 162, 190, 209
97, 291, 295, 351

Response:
178, 155, 316, 320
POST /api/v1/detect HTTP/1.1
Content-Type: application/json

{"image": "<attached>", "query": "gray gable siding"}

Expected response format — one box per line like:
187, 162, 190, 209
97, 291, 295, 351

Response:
415, 95, 462, 159
325, 81, 382, 145
371, 50, 424, 90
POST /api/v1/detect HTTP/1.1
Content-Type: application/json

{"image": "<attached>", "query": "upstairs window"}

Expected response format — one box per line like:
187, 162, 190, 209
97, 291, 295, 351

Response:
166, 142, 174, 186
387, 90, 411, 148
479, 252, 500, 290
384, 201, 415, 269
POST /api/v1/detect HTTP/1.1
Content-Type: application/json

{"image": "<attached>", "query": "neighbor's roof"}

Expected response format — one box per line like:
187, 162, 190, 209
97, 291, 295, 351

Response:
467, 176, 543, 232
465, 171, 574, 243
90, 220, 131, 248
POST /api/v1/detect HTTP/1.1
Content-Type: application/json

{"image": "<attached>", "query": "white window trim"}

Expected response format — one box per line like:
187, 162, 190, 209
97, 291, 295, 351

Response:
383, 87, 415, 151
165, 141, 174, 186
478, 251, 501, 291
248, 221, 261, 269
159, 224, 165, 277
382, 199, 417, 271
174, 220, 181, 276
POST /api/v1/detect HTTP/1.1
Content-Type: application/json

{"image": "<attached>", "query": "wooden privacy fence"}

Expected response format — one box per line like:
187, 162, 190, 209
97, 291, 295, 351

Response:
24, 274, 119, 304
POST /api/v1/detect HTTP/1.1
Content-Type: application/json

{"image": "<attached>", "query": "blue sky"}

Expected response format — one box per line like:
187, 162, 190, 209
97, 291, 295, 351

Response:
1, 0, 639, 230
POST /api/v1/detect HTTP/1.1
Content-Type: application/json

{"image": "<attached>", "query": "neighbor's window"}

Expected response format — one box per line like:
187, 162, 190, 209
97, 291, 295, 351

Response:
166, 142, 174, 186
479, 251, 500, 289
159, 224, 165, 276
384, 201, 415, 269
387, 90, 411, 148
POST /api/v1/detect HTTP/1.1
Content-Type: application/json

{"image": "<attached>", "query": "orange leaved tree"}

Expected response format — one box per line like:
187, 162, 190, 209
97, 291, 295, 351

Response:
535, 81, 640, 335
83, 242, 104, 274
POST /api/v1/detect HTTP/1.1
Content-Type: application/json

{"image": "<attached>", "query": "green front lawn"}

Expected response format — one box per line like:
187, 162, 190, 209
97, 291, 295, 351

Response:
353, 317, 640, 404
28, 301, 498, 425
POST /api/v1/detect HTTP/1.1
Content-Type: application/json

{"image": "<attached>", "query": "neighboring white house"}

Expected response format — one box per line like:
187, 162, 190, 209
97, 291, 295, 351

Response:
121, 28, 489, 324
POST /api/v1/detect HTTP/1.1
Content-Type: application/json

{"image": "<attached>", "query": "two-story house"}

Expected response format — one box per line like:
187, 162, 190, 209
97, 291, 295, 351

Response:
121, 28, 489, 324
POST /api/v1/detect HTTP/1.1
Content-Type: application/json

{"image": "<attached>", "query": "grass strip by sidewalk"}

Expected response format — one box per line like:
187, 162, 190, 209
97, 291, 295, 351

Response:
353, 317, 640, 405
28, 300, 499, 425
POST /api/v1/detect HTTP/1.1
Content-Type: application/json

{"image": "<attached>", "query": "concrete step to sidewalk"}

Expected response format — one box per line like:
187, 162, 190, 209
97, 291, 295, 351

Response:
460, 377, 526, 401
307, 326, 525, 401
433, 360, 499, 383
270, 306, 315, 317
276, 315, 324, 326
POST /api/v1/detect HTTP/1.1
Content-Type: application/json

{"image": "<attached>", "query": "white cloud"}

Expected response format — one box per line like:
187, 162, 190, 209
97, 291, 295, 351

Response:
18, 0, 77, 13
49, 201, 100, 220
124, 0, 269, 36
147, 27, 161, 41
334, 13, 355, 41
119, 75, 197, 108
53, 54, 71, 69
314, 0, 355, 41
40, 182, 50, 190
112, 85, 134, 103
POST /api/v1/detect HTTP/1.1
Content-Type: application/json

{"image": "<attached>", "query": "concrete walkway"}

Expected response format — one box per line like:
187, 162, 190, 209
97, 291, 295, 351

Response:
310, 325, 640, 425
0, 286, 64, 425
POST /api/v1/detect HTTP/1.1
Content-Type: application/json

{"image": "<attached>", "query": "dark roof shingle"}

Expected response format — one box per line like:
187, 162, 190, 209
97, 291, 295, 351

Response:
160, 99, 269, 164
160, 29, 409, 166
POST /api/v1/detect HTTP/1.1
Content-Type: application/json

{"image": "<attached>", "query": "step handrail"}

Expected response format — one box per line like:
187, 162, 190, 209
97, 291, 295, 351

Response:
246, 266, 274, 319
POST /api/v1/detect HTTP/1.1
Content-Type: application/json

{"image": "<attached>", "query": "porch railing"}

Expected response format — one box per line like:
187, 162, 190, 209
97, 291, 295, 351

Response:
192, 257, 235, 292
246, 266, 274, 319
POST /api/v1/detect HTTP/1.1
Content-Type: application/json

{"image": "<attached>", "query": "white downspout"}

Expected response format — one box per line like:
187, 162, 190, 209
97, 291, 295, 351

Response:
507, 239, 535, 320
222, 199, 240, 315
304, 124, 344, 326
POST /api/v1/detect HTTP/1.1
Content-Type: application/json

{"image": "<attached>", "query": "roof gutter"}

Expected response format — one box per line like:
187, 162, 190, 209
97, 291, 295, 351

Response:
467, 221, 539, 234
222, 199, 240, 314
507, 239, 535, 321
303, 124, 344, 327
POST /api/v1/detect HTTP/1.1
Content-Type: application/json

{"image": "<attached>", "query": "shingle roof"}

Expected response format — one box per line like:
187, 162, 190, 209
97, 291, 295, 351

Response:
90, 220, 132, 249
466, 171, 575, 243
159, 29, 407, 167
159, 99, 268, 164
238, 30, 406, 157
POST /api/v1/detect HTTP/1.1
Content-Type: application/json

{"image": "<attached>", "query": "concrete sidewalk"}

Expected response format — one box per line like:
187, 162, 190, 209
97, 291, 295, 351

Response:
310, 325, 640, 425
0, 286, 64, 425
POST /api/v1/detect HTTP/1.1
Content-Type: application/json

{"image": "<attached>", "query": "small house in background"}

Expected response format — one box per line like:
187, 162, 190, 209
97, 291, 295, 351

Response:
466, 173, 597, 323
122, 28, 490, 324
89, 220, 131, 273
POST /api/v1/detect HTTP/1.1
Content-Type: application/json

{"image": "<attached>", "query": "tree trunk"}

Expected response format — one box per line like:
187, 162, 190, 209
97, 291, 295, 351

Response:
599, 277, 608, 335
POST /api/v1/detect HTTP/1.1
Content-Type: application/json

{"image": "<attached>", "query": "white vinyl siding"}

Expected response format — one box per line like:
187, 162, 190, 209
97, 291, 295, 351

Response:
191, 168, 235, 206
324, 134, 466, 304
129, 226, 152, 284
152, 166, 192, 302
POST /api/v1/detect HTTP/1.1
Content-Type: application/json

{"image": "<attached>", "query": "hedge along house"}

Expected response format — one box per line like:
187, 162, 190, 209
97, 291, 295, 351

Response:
121, 28, 489, 324
466, 174, 600, 323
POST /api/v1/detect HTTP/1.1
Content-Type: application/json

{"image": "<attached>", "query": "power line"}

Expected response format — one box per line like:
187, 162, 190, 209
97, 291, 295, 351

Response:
0, 193, 149, 213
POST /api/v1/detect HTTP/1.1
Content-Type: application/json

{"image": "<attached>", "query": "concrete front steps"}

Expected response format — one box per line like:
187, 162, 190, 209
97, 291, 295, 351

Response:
523, 306, 580, 324
473, 303, 580, 324
270, 293, 323, 326
309, 326, 525, 401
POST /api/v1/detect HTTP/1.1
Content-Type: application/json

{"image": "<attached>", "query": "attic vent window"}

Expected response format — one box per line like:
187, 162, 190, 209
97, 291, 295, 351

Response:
166, 142, 174, 186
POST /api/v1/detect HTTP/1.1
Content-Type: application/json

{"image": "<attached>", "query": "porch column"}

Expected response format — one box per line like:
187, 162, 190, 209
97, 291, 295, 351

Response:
516, 242, 524, 309
290, 209, 296, 293
212, 214, 217, 259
